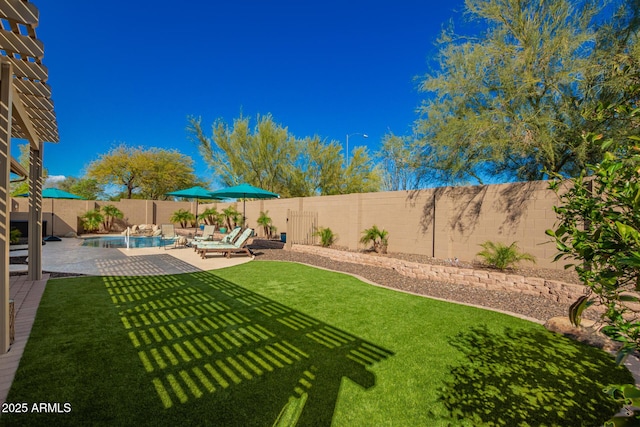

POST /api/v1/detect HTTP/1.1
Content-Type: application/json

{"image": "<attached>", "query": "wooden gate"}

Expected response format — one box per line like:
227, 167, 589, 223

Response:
287, 210, 318, 245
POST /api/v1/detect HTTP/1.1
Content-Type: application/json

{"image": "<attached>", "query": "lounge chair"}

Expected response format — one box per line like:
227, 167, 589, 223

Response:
192, 226, 242, 252
193, 224, 216, 242
160, 224, 177, 250
198, 228, 254, 259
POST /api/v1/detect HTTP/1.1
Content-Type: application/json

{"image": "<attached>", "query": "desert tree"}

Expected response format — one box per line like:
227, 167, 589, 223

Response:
416, 0, 639, 184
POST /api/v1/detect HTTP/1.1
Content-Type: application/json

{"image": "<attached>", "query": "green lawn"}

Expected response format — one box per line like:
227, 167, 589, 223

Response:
1, 261, 631, 426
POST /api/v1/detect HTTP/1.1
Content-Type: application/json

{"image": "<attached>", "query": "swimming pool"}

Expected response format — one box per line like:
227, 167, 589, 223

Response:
82, 236, 169, 248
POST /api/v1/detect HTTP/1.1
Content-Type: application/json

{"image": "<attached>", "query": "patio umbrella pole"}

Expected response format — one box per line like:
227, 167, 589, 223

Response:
44, 199, 61, 242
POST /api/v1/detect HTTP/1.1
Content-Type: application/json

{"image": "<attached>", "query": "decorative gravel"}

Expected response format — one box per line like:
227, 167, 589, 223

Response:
250, 244, 573, 323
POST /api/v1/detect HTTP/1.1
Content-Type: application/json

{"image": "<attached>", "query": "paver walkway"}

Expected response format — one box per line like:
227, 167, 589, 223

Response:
0, 274, 48, 405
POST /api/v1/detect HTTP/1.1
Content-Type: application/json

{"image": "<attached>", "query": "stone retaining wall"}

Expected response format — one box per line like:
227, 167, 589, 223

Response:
291, 244, 585, 304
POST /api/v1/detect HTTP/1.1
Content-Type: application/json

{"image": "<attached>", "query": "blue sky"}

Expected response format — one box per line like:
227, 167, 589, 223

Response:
22, 0, 467, 188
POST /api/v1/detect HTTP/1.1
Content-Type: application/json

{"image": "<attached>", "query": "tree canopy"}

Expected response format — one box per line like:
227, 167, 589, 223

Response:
416, 0, 639, 184
86, 144, 203, 200
187, 114, 379, 197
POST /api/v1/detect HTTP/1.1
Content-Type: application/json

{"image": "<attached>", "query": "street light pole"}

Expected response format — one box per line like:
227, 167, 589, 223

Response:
346, 132, 368, 167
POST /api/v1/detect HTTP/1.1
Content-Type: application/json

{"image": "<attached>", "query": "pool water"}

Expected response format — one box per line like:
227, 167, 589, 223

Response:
82, 236, 169, 248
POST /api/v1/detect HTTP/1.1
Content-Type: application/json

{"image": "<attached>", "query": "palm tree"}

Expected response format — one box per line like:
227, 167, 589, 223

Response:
199, 207, 221, 226
81, 209, 103, 233
257, 211, 273, 239
360, 225, 389, 253
223, 206, 241, 230
101, 204, 123, 232
170, 209, 195, 228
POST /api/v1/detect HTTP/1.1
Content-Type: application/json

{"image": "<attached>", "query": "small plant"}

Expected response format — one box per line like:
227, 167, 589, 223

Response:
10, 228, 21, 244
81, 209, 104, 233
101, 204, 123, 232
170, 209, 195, 228
314, 227, 336, 247
477, 241, 535, 270
257, 211, 274, 239
360, 225, 389, 254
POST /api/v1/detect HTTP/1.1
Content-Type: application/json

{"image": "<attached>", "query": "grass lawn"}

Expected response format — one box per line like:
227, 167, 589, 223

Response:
1, 261, 631, 426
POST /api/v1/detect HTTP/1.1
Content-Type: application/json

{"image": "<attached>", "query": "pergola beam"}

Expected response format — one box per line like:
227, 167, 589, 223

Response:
0, 60, 13, 354
11, 83, 39, 150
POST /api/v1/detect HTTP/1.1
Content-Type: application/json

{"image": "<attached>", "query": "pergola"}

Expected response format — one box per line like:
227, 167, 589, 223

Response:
0, 0, 58, 353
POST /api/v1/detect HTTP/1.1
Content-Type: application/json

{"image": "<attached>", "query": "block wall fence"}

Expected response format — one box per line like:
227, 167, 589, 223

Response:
10, 180, 567, 269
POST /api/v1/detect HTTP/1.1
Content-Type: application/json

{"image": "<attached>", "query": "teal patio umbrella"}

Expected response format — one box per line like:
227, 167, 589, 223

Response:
19, 188, 85, 241
208, 183, 279, 227
165, 186, 223, 224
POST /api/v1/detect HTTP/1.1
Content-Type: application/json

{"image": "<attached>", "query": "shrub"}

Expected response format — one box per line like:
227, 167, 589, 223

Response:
477, 241, 536, 270
10, 228, 21, 244
360, 225, 389, 254
314, 227, 336, 247
81, 209, 103, 233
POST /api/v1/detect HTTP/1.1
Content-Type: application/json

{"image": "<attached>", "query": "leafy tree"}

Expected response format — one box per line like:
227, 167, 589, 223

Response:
376, 132, 423, 191
58, 177, 103, 200
10, 142, 48, 196
188, 114, 380, 196
416, 0, 639, 184
341, 147, 381, 194
86, 144, 201, 199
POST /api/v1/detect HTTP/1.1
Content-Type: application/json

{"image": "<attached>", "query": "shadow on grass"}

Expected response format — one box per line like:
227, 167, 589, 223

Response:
104, 271, 394, 426
439, 325, 632, 426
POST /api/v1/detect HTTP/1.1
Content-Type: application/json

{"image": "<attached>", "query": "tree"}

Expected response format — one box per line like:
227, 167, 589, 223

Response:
188, 114, 297, 197
416, 0, 639, 184
101, 204, 123, 232
58, 177, 103, 200
187, 113, 380, 196
376, 133, 423, 191
170, 209, 194, 228
86, 144, 202, 199
10, 142, 48, 196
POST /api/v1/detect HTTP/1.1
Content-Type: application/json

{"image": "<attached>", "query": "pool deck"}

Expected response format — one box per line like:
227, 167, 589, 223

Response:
11, 236, 253, 276
2, 237, 253, 405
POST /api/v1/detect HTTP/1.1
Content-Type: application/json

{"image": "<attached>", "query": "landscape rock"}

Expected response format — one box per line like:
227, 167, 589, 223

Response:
544, 316, 620, 352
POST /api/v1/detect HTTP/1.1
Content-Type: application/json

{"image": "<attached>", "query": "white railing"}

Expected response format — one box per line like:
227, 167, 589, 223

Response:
125, 226, 131, 250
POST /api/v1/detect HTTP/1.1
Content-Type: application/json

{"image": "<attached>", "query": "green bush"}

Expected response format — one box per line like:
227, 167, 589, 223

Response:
476, 241, 535, 270
314, 227, 336, 247
10, 228, 21, 244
